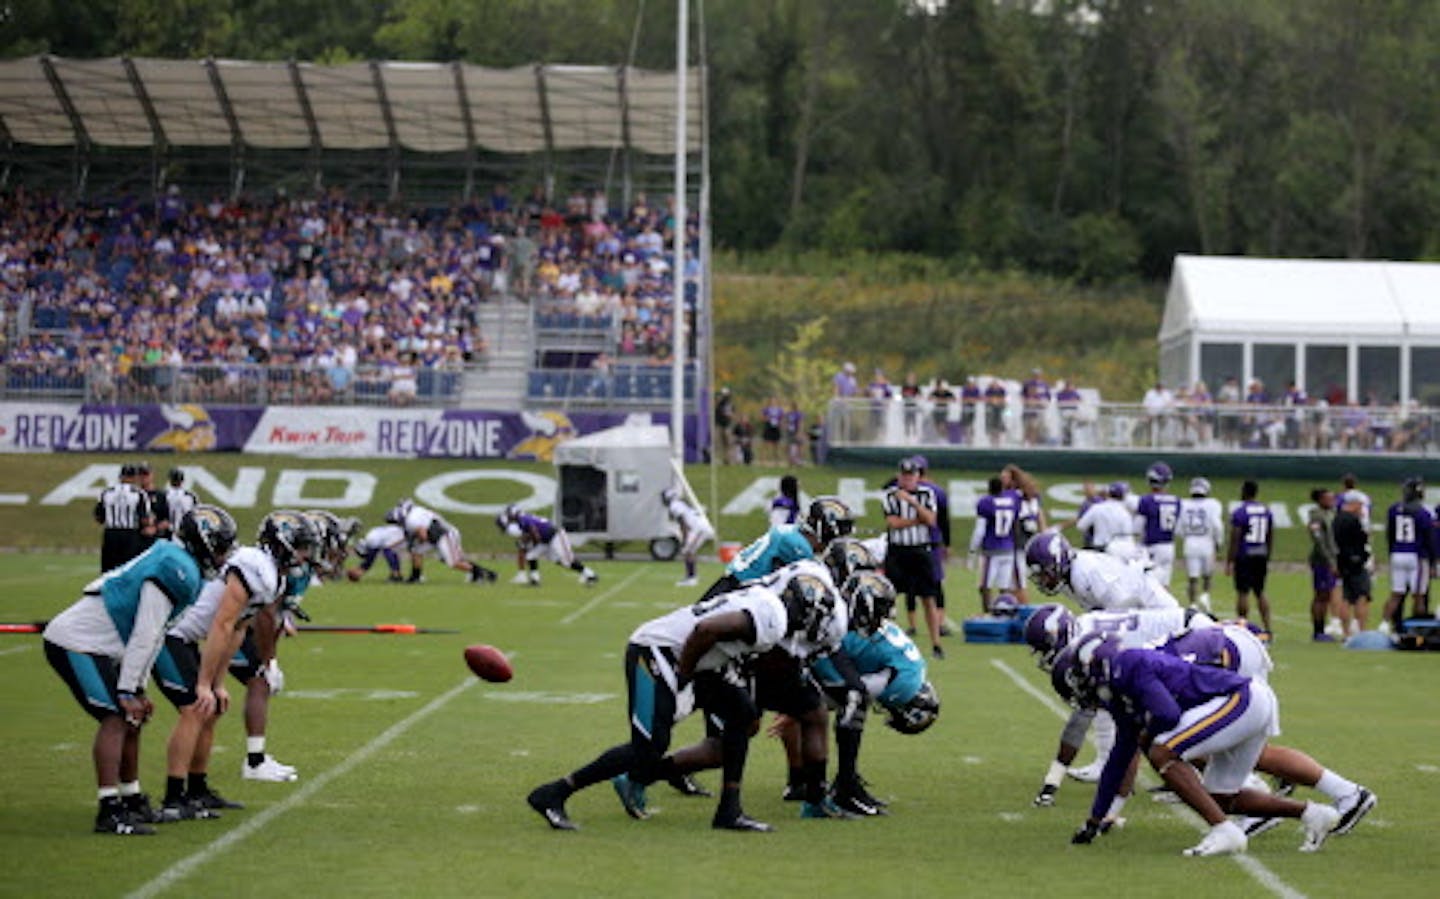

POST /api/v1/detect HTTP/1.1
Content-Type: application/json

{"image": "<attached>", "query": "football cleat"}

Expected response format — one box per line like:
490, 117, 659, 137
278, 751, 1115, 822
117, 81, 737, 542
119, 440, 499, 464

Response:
1240, 815, 1284, 838
843, 776, 888, 810
1067, 763, 1103, 784
1182, 820, 1247, 857
580, 569, 598, 586
781, 783, 805, 802
526, 782, 578, 831
528, 571, 542, 586
938, 624, 953, 637
832, 790, 884, 817
667, 772, 711, 797
122, 792, 161, 824
675, 577, 699, 587
610, 774, 650, 820
244, 756, 299, 782
1299, 802, 1342, 852
1334, 787, 1376, 836
158, 799, 220, 823
712, 811, 774, 832
931, 645, 946, 660
386, 572, 405, 583
95, 806, 156, 836
192, 789, 243, 811
510, 571, 531, 585
1033, 784, 1059, 807
800, 797, 856, 820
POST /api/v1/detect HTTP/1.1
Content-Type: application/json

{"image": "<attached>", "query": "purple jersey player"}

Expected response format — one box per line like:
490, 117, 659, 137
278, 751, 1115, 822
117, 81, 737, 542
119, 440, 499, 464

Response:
1226, 481, 1274, 635
498, 506, 597, 586
1385, 477, 1435, 629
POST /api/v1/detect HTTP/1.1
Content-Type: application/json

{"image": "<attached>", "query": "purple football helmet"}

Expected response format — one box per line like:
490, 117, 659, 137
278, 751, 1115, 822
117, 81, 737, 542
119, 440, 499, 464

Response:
1049, 641, 1082, 706
1146, 462, 1173, 487
991, 593, 1020, 617
1024, 603, 1076, 670
1070, 631, 1125, 707
1024, 532, 1074, 595
1107, 481, 1129, 499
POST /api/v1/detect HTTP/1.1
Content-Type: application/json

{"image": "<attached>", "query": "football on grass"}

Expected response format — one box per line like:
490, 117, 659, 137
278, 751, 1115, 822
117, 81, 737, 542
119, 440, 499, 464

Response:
464, 644, 513, 683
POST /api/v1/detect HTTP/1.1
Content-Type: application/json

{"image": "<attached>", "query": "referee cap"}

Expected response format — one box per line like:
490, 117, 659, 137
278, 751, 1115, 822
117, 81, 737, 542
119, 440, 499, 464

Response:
899, 457, 920, 474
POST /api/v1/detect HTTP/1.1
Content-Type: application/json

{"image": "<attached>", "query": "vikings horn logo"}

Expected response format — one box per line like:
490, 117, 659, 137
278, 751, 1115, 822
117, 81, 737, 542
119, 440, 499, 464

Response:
147, 404, 218, 453
508, 410, 576, 462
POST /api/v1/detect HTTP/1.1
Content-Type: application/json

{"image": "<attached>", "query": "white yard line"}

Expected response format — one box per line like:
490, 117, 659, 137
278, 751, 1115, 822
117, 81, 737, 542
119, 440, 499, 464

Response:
559, 567, 648, 625
989, 658, 1308, 899
125, 676, 479, 899
0, 644, 33, 657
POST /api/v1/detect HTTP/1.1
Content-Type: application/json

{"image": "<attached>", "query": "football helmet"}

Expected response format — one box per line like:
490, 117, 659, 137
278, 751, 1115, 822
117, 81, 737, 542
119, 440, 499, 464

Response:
991, 593, 1020, 617
1190, 477, 1212, 498
780, 573, 837, 642
1024, 532, 1074, 595
1146, 462, 1174, 487
1049, 641, 1082, 706
495, 504, 521, 532
660, 487, 679, 506
823, 537, 879, 585
806, 496, 856, 547
885, 681, 939, 735
842, 570, 897, 635
302, 510, 352, 576
1107, 481, 1129, 499
384, 498, 414, 526
257, 510, 319, 573
1024, 603, 1076, 671
175, 505, 238, 580
1070, 631, 1124, 707
1403, 477, 1424, 503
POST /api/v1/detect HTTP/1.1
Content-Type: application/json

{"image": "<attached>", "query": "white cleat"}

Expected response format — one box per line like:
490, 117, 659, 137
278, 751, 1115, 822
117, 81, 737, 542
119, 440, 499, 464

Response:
244, 755, 299, 782
1333, 787, 1376, 836
1197, 591, 1212, 613
510, 572, 531, 585
675, 577, 698, 587
1066, 763, 1103, 784
1299, 802, 1342, 852
1183, 820, 1248, 857
579, 570, 598, 586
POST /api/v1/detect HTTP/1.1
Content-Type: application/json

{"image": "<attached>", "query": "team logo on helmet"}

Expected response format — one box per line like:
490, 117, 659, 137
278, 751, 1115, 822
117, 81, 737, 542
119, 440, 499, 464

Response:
842, 570, 896, 635
176, 505, 238, 580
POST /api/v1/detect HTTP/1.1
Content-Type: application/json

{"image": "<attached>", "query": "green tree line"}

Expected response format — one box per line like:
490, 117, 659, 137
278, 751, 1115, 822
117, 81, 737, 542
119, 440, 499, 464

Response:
6, 0, 1440, 279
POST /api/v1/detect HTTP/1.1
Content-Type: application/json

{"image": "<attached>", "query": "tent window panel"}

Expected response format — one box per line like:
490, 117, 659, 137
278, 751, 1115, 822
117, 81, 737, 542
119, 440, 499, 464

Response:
1359, 346, 1400, 405
1306, 345, 1348, 405
1409, 347, 1440, 406
1200, 343, 1242, 396
1253, 344, 1296, 399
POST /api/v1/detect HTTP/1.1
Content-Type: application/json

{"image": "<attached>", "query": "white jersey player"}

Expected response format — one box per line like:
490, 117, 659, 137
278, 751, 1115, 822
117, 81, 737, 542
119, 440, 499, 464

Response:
1076, 484, 1143, 562
1065, 549, 1182, 612
663, 487, 716, 588
388, 498, 496, 584
753, 559, 846, 660
346, 524, 408, 582
1177, 477, 1225, 610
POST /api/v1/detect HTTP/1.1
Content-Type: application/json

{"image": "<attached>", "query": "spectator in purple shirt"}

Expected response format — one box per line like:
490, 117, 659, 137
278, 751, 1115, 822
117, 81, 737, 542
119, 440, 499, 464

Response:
1021, 367, 1050, 446
1226, 480, 1274, 634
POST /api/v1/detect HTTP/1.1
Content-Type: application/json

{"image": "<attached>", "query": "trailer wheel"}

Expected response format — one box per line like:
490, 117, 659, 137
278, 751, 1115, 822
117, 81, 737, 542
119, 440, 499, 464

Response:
649, 537, 680, 561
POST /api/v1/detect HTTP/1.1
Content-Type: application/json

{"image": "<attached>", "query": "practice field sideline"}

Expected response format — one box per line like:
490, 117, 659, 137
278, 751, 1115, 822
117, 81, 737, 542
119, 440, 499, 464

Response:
1, 554, 1432, 898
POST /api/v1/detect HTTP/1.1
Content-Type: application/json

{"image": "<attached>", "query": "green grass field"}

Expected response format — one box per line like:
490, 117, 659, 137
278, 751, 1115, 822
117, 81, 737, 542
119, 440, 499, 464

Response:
2, 547, 1434, 898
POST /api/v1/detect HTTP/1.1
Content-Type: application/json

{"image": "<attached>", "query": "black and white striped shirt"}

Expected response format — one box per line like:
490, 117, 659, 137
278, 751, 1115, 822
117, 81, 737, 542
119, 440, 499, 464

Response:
166, 486, 198, 531
95, 484, 152, 530
884, 484, 937, 547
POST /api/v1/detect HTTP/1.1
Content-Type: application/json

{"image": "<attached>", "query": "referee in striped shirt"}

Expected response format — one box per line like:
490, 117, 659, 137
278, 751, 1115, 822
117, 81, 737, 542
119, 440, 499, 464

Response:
93, 463, 153, 572
884, 457, 944, 659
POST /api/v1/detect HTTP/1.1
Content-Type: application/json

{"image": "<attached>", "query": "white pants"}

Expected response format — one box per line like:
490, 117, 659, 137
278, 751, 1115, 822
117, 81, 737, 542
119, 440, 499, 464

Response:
980, 550, 1020, 590
527, 530, 577, 568
1390, 552, 1429, 597
1156, 680, 1278, 794
1146, 543, 1175, 587
1183, 537, 1216, 579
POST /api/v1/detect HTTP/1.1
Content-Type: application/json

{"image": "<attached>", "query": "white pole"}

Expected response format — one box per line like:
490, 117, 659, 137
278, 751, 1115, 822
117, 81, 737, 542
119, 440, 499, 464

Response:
671, 0, 688, 465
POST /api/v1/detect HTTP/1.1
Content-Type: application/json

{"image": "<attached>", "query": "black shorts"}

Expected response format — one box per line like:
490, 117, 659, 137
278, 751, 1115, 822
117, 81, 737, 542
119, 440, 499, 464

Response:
228, 631, 263, 683
886, 544, 939, 598
1340, 569, 1372, 603
752, 651, 824, 717
1233, 555, 1269, 595
624, 643, 680, 780
101, 530, 143, 573
154, 635, 202, 708
761, 423, 782, 443
45, 640, 122, 721
692, 667, 759, 738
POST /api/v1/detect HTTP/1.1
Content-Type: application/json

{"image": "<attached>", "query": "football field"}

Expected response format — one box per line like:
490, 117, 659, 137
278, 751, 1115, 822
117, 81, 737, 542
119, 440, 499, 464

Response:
1, 553, 1433, 899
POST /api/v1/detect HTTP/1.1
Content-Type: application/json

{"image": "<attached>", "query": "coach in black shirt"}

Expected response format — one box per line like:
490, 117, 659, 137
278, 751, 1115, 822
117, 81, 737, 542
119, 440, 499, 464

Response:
1333, 493, 1373, 632
884, 457, 943, 659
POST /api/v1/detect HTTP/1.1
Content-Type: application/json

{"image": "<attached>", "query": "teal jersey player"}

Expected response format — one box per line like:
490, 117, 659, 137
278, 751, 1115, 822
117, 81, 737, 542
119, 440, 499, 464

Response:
89, 541, 205, 640
726, 524, 815, 582
813, 621, 927, 707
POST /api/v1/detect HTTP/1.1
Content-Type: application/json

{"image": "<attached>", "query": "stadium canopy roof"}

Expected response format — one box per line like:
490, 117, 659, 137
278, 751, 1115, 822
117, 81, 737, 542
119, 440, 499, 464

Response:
1161, 255, 1440, 343
0, 56, 702, 156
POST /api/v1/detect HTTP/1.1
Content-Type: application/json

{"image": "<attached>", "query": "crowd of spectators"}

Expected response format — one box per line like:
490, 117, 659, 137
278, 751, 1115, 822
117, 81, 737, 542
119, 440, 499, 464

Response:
1, 184, 511, 403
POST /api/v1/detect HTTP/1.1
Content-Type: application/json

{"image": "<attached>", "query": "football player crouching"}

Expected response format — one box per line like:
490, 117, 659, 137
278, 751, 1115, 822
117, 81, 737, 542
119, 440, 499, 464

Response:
495, 504, 596, 586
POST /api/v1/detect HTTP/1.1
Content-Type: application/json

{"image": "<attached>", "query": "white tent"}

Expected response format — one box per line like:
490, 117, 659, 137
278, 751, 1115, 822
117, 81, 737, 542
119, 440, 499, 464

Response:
1160, 255, 1440, 405
552, 423, 679, 558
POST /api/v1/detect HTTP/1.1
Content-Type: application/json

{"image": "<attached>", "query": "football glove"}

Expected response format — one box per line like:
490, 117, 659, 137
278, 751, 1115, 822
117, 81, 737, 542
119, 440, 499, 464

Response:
263, 659, 285, 695
837, 689, 865, 730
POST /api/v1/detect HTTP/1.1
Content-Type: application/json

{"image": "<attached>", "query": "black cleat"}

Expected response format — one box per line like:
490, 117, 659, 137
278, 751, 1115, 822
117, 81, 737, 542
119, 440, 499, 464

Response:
851, 774, 888, 809
1033, 784, 1059, 807
667, 772, 712, 797
123, 792, 161, 824
832, 790, 885, 817
95, 806, 155, 836
781, 783, 805, 802
713, 812, 774, 832
387, 572, 405, 583
527, 782, 578, 831
159, 799, 220, 822
193, 789, 243, 810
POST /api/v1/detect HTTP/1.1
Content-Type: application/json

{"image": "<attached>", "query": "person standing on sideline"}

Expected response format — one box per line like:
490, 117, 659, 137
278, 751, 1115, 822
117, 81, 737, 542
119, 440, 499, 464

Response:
94, 463, 153, 572
970, 476, 1022, 615
1381, 478, 1433, 636
1333, 493, 1372, 636
1307, 489, 1341, 642
135, 463, 170, 548
770, 474, 802, 527
885, 458, 943, 658
1134, 462, 1180, 588
165, 469, 198, 534
1178, 477, 1224, 611
714, 387, 735, 464
1227, 480, 1275, 636
662, 487, 715, 587
760, 397, 785, 466
887, 457, 952, 636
